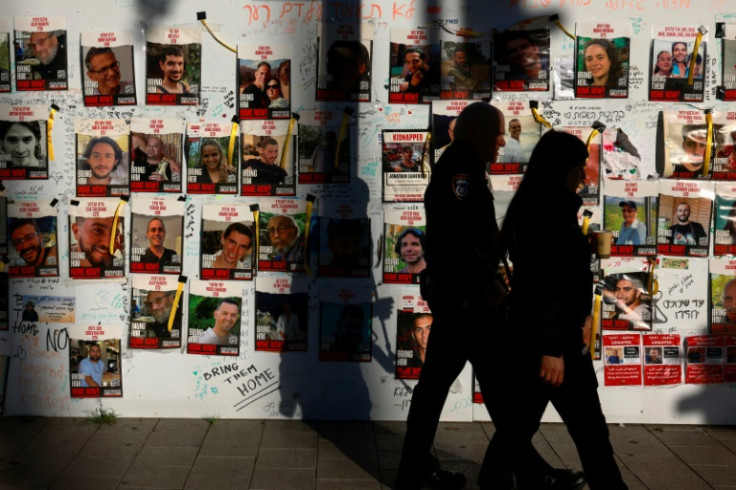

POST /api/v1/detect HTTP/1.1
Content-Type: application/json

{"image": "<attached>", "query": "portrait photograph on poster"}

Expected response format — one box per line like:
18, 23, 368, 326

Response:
649, 26, 706, 102
238, 43, 291, 119
130, 118, 184, 193
200, 202, 255, 281
493, 18, 550, 92
242, 119, 296, 194
187, 280, 242, 356
75, 119, 130, 197
388, 28, 440, 104
81, 30, 136, 107
0, 105, 49, 180
68, 197, 125, 280
255, 276, 308, 352
185, 122, 237, 195
439, 39, 491, 99
14, 16, 68, 91
130, 274, 183, 349
316, 23, 372, 102
297, 110, 350, 185
575, 22, 630, 98
319, 288, 372, 362
145, 26, 200, 106
7, 200, 58, 278
129, 197, 183, 275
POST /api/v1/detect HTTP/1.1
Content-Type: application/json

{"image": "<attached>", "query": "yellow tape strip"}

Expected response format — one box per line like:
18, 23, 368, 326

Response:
703, 111, 713, 177
109, 199, 126, 254
591, 293, 601, 360
554, 19, 575, 41
47, 107, 57, 161
531, 107, 552, 128
227, 120, 238, 168
168, 279, 186, 332
687, 29, 704, 86
422, 132, 431, 179
280, 115, 298, 171
586, 128, 601, 152
200, 19, 237, 53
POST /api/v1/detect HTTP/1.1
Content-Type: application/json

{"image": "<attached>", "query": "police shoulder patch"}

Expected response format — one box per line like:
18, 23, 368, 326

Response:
451, 174, 470, 200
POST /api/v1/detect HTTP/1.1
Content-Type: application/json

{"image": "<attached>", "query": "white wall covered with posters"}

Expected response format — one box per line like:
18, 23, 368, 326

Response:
1, 0, 736, 424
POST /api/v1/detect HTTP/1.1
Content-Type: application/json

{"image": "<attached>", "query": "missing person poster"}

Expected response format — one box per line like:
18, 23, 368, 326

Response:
493, 17, 550, 92
129, 197, 183, 275
382, 130, 430, 202
187, 279, 242, 356
238, 43, 291, 119
603, 179, 658, 256
649, 26, 706, 102
316, 23, 372, 102
491, 101, 539, 174
7, 200, 58, 278
75, 118, 129, 197
0, 105, 49, 180
709, 257, 736, 334
319, 287, 372, 362
440, 37, 491, 100
130, 118, 184, 193
130, 274, 183, 349
659, 110, 712, 179
14, 16, 68, 91
69, 323, 123, 398
255, 275, 308, 352
81, 30, 136, 106
185, 121, 237, 195
713, 113, 736, 180
0, 19, 11, 93
713, 183, 736, 255
318, 200, 371, 278
656, 180, 713, 257
68, 197, 125, 280
395, 291, 431, 380
575, 22, 630, 99
557, 126, 600, 205
603, 333, 642, 386
297, 109, 350, 185
431, 100, 470, 164
600, 258, 652, 331
201, 202, 255, 281
389, 28, 440, 104
643, 334, 682, 386
242, 118, 297, 194
383, 205, 426, 285
685, 335, 724, 384
488, 174, 523, 229
145, 25, 200, 105
718, 23, 736, 102
257, 197, 308, 273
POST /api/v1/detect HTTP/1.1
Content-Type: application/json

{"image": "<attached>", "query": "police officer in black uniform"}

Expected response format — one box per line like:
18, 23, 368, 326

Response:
395, 102, 585, 490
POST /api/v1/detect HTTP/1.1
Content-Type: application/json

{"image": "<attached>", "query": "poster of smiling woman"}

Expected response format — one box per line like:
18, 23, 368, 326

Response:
575, 22, 630, 99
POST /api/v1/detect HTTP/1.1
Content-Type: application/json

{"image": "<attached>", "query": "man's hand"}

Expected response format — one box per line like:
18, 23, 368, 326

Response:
582, 314, 593, 349
539, 355, 564, 387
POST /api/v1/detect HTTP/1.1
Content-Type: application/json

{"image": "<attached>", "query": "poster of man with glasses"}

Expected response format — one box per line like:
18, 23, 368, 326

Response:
81, 30, 136, 107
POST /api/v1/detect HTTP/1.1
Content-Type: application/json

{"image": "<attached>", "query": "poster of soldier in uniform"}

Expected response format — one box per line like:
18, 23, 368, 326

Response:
440, 38, 491, 100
